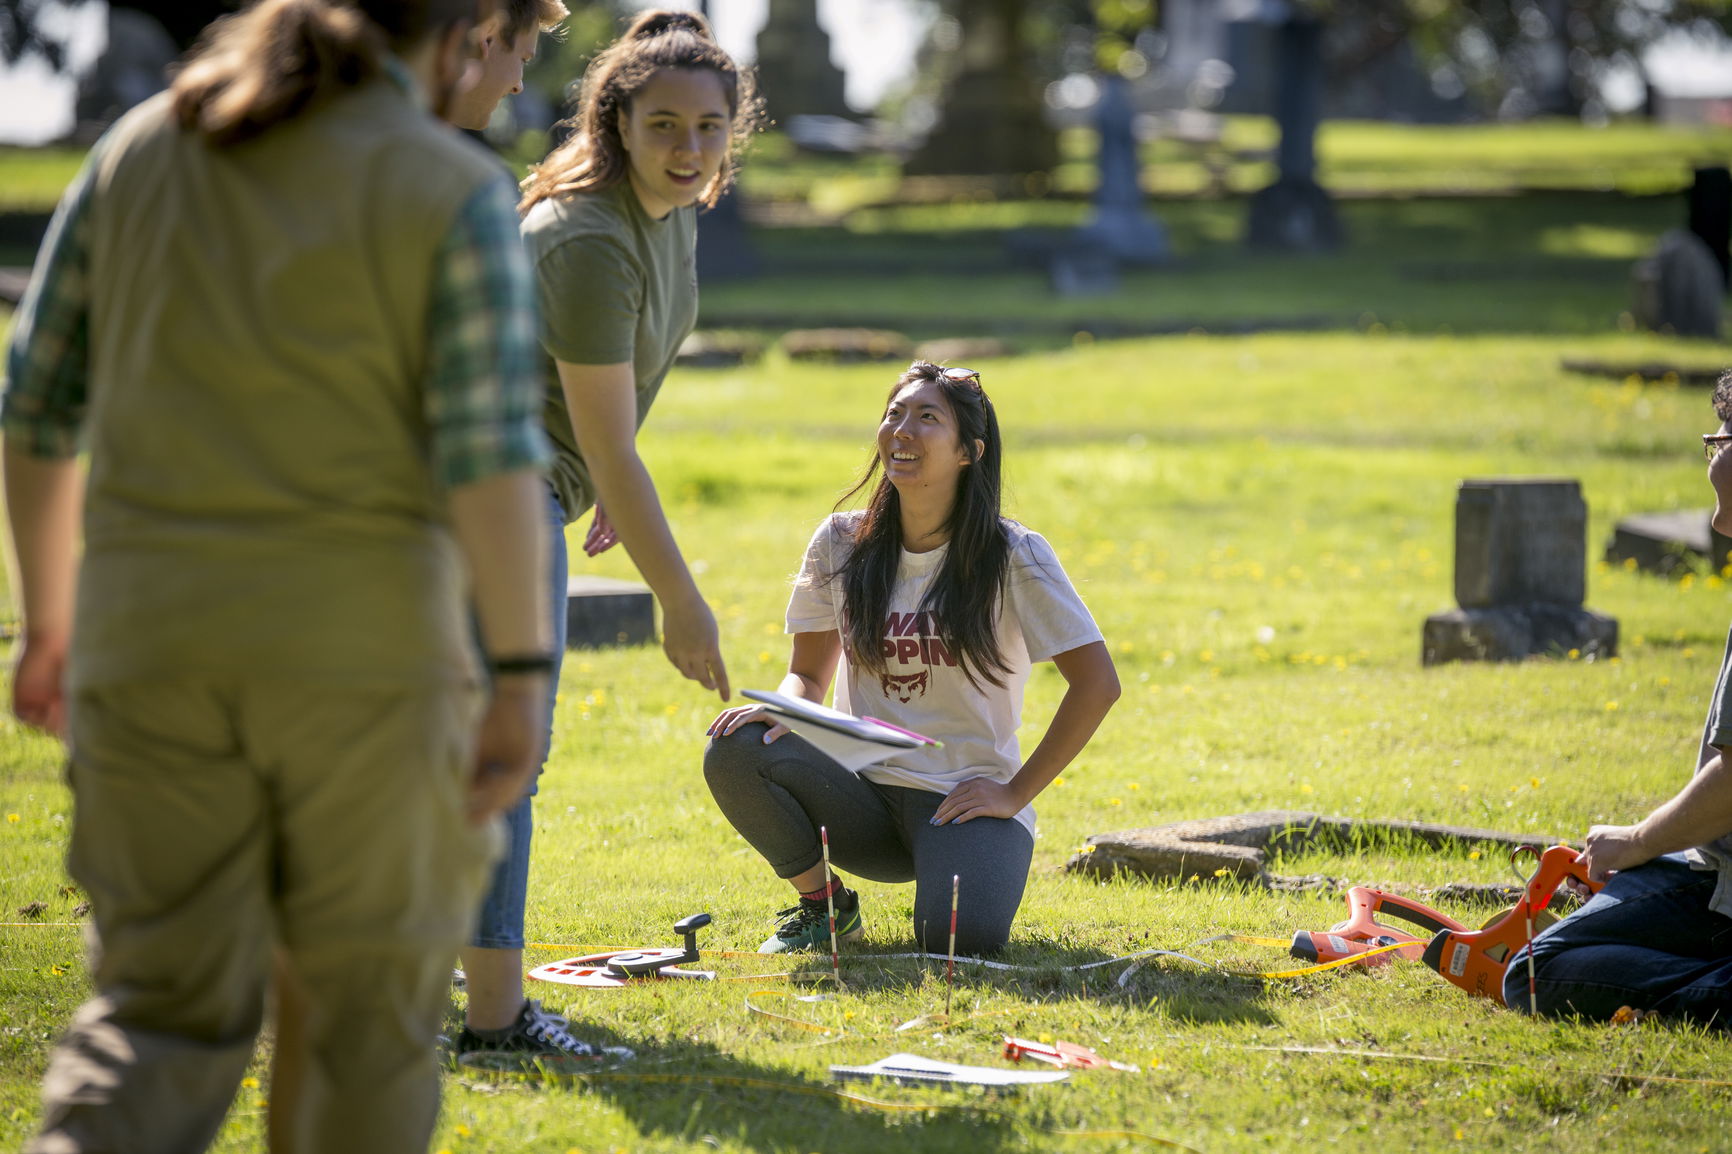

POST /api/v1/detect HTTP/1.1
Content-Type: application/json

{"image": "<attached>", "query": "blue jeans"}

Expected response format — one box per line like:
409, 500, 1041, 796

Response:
469, 487, 569, 950
1504, 854, 1732, 1027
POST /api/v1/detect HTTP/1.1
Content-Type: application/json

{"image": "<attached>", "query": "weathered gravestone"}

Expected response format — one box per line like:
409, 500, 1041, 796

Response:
1604, 510, 1731, 578
1632, 229, 1725, 339
1422, 479, 1618, 665
566, 576, 655, 650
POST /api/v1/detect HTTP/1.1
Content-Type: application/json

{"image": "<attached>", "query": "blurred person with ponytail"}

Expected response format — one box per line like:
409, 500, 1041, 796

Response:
1, 0, 554, 1150
446, 9, 762, 1063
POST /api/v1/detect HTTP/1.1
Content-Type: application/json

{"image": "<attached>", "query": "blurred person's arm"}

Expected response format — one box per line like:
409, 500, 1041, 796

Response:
1, 148, 99, 737
426, 176, 555, 822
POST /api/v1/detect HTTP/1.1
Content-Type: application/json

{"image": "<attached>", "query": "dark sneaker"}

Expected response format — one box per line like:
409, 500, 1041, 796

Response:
758, 887, 864, 954
454, 999, 633, 1067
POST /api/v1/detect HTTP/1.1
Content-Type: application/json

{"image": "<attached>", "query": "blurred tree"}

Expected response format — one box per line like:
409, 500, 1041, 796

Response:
903, 0, 1062, 176
902, 0, 1159, 177
1312, 0, 1732, 120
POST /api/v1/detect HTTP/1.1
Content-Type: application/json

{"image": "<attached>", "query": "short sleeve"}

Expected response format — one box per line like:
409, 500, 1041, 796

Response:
785, 515, 845, 634
1004, 530, 1103, 662
533, 231, 641, 366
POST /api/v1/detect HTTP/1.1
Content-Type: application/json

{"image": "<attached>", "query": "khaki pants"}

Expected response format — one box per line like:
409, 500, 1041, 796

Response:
31, 679, 496, 1154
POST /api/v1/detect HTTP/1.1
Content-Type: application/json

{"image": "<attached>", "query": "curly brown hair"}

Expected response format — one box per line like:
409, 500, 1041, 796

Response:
1714, 370, 1732, 426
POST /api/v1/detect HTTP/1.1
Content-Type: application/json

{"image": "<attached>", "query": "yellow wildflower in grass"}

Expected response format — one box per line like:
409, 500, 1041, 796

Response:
1212, 868, 1230, 878
1458, 784, 1470, 793
5, 813, 18, 824
1605, 701, 1619, 712
1053, 776, 1065, 786
1299, 783, 1315, 795
1682, 574, 1696, 590
455, 1124, 472, 1138
1469, 850, 1481, 860
1109, 798, 1123, 807
664, 703, 679, 716
241, 1077, 260, 1090
1128, 782, 1140, 790
758, 650, 772, 663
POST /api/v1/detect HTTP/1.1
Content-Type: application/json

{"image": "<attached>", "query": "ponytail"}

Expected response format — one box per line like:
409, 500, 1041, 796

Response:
170, 0, 474, 147
519, 7, 763, 213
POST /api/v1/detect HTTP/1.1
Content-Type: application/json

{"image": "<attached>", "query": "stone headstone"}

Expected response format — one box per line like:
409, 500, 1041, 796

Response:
753, 0, 852, 123
1423, 478, 1617, 665
1604, 509, 1732, 578
1632, 229, 1725, 339
566, 576, 655, 649
1453, 479, 1585, 608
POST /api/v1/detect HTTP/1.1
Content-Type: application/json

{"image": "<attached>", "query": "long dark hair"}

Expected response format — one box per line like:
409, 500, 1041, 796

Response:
518, 8, 762, 213
838, 362, 1012, 690
171, 0, 476, 147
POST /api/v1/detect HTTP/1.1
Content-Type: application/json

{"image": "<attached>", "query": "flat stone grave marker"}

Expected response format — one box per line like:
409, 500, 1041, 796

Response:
1605, 509, 1731, 578
566, 575, 655, 650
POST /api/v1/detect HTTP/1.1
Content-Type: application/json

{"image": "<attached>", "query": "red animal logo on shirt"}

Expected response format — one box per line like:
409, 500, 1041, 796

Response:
881, 669, 929, 702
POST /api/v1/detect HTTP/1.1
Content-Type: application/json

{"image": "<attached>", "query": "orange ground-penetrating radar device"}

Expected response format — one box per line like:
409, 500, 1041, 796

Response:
1289, 885, 1468, 966
1421, 845, 1602, 1002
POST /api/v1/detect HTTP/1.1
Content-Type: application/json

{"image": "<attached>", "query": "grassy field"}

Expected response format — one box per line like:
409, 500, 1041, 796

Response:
4, 116, 1732, 1152
4, 329, 1732, 1152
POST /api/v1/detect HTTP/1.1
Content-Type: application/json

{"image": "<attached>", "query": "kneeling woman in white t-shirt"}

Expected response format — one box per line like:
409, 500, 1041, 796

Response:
704, 362, 1120, 956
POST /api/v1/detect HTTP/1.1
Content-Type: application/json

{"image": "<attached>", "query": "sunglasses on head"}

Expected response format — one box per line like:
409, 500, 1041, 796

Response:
935, 366, 981, 387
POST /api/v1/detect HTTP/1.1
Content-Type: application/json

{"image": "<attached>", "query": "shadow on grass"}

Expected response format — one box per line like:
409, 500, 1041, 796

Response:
456, 1027, 1025, 1154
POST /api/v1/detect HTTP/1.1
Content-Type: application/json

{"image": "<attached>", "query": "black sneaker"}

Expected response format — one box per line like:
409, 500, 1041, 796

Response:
758, 887, 864, 954
454, 999, 633, 1066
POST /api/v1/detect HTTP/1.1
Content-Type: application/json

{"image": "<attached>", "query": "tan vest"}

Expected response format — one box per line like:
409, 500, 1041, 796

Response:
72, 80, 500, 688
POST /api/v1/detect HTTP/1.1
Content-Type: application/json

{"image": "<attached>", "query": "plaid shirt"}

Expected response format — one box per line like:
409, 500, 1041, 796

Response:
2, 134, 549, 489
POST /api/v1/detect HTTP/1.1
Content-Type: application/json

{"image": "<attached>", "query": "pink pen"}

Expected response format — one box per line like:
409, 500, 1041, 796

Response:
862, 717, 942, 747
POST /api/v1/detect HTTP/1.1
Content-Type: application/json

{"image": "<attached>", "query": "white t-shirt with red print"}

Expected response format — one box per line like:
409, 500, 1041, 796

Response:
784, 512, 1103, 835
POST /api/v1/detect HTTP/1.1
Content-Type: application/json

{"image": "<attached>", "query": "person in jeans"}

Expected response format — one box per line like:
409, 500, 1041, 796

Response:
451, 8, 761, 1062
2, 1, 553, 1149
1507, 369, 1732, 1027
704, 362, 1120, 957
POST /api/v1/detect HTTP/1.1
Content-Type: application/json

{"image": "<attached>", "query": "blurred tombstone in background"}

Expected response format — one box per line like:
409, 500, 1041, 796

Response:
1238, 5, 1341, 251
1049, 71, 1166, 296
753, 0, 851, 124
1630, 164, 1731, 338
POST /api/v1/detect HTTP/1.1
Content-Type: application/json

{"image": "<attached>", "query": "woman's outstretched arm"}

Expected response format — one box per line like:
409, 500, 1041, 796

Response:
555, 358, 729, 700
933, 640, 1120, 825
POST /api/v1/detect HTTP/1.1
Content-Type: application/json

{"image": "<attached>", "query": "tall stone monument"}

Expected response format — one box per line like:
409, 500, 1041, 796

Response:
1422, 479, 1617, 665
1244, 14, 1341, 251
1070, 74, 1167, 266
753, 0, 852, 123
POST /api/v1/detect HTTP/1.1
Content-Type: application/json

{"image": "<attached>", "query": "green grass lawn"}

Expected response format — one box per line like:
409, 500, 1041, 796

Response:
4, 114, 1732, 1152
5, 327, 1732, 1151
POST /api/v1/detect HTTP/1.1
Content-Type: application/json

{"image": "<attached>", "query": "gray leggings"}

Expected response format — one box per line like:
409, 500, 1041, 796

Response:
703, 723, 1034, 955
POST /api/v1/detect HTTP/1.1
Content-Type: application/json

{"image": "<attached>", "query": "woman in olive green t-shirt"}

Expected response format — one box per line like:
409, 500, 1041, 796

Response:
450, 8, 763, 1056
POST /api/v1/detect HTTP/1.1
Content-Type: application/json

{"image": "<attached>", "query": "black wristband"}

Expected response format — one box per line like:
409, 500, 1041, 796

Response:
488, 653, 558, 676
